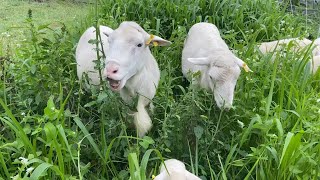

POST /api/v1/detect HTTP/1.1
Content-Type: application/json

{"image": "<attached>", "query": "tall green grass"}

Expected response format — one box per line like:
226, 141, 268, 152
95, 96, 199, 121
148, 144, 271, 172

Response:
0, 0, 319, 179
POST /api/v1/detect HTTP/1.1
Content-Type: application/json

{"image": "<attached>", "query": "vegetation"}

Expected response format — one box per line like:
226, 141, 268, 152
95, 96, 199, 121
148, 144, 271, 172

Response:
0, 0, 320, 179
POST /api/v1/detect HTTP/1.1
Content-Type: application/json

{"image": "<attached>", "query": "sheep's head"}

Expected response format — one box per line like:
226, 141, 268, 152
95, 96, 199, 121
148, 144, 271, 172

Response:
187, 56, 242, 109
154, 159, 187, 180
104, 21, 171, 91
154, 159, 201, 180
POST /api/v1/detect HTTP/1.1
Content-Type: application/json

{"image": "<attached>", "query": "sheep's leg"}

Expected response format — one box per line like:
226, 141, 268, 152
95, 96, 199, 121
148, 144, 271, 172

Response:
134, 96, 152, 137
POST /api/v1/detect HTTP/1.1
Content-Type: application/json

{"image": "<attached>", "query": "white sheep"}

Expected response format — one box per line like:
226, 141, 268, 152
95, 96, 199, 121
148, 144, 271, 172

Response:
311, 55, 320, 74
258, 38, 320, 56
154, 159, 201, 180
315, 38, 320, 49
258, 38, 320, 73
182, 22, 251, 109
76, 26, 113, 85
76, 21, 171, 136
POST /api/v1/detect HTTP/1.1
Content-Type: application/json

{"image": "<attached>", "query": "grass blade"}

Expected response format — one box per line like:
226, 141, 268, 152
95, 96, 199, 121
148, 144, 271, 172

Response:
140, 149, 164, 180
0, 99, 36, 156
73, 117, 105, 163
0, 151, 9, 178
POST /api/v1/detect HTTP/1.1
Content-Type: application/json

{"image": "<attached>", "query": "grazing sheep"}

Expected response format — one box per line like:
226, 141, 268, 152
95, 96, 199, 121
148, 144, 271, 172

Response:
76, 26, 113, 85
313, 38, 320, 55
102, 21, 171, 137
258, 38, 320, 56
311, 55, 320, 74
258, 38, 320, 73
154, 159, 201, 180
182, 22, 251, 109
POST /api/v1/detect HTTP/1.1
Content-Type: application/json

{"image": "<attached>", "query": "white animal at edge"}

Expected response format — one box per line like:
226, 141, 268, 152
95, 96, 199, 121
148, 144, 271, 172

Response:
182, 22, 251, 110
154, 159, 201, 180
258, 38, 320, 56
76, 26, 113, 85
258, 38, 320, 74
76, 22, 171, 137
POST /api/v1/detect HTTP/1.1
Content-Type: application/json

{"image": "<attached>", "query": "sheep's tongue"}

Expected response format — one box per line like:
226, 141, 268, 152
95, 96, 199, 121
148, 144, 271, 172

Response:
107, 78, 120, 88
108, 79, 118, 85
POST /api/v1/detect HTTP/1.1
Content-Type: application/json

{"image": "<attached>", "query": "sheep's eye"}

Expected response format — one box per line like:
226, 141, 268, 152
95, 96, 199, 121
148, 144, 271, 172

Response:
137, 43, 143, 47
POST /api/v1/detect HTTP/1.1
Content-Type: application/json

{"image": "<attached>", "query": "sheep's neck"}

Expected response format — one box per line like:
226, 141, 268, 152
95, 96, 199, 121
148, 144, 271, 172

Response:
123, 51, 159, 100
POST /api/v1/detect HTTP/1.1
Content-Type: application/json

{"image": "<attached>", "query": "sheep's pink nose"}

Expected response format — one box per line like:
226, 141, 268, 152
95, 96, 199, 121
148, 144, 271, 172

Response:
106, 62, 119, 77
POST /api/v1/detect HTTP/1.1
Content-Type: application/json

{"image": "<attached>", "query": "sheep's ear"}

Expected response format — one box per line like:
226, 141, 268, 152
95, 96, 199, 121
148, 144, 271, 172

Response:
184, 170, 202, 180
146, 34, 172, 46
235, 57, 252, 72
187, 57, 210, 66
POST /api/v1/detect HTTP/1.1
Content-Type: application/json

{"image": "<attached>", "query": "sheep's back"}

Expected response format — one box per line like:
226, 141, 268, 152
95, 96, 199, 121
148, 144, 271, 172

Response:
182, 23, 228, 77
76, 26, 112, 85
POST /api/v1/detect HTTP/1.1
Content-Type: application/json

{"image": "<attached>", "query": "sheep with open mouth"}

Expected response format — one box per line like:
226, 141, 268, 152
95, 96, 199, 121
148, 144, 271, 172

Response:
76, 22, 171, 137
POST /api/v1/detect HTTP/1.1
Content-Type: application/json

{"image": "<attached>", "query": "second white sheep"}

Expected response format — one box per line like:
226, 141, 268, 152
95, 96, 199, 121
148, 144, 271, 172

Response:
182, 22, 251, 109
258, 38, 320, 74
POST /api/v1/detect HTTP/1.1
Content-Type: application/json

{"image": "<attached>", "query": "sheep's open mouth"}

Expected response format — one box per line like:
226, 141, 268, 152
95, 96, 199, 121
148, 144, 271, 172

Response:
107, 78, 121, 90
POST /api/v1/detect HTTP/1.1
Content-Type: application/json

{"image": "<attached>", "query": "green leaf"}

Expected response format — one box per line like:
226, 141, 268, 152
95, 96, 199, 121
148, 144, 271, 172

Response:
97, 92, 109, 103
128, 153, 140, 180
192, 71, 201, 78
44, 96, 59, 120
279, 132, 294, 168
0, 99, 36, 156
240, 115, 260, 146
231, 159, 245, 167
274, 118, 283, 139
279, 131, 303, 170
47, 96, 55, 110
194, 126, 204, 139
44, 122, 57, 142
74, 117, 105, 163
84, 101, 97, 108
88, 39, 99, 44
31, 64, 36, 74
0, 151, 9, 178
140, 149, 163, 180
37, 23, 50, 30
218, 154, 227, 180
266, 146, 279, 164
30, 162, 53, 180
57, 125, 77, 169
224, 144, 238, 169
139, 136, 155, 149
